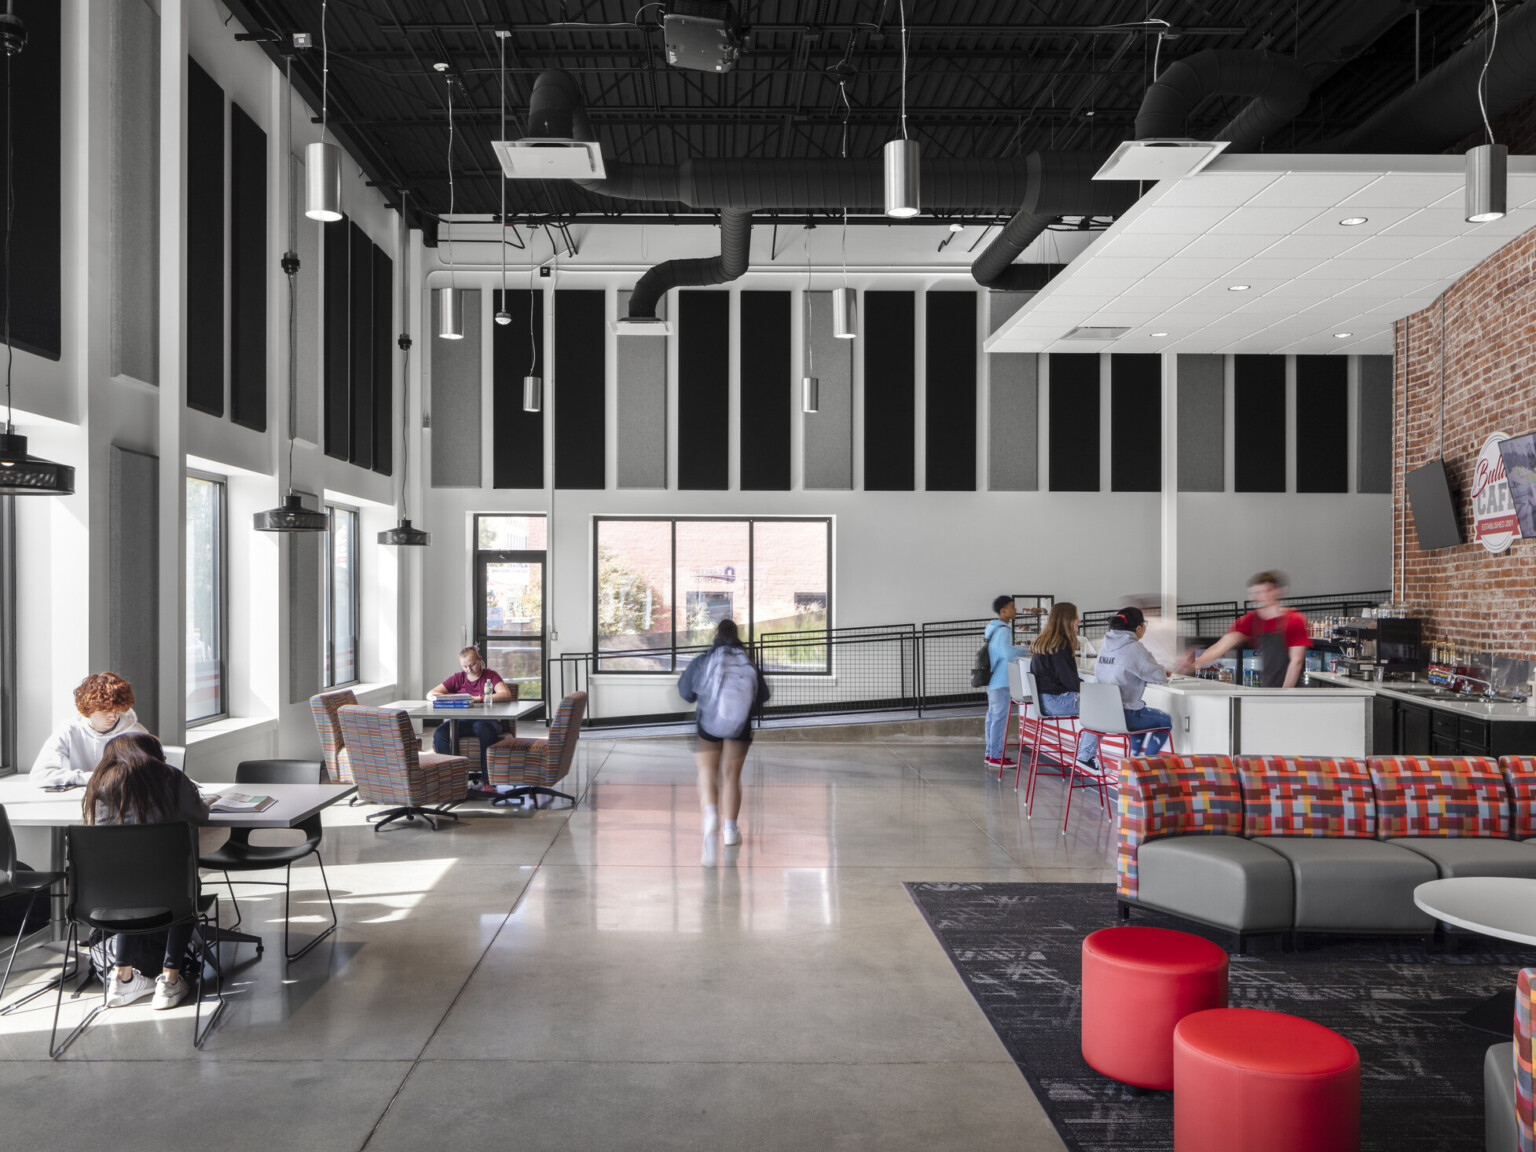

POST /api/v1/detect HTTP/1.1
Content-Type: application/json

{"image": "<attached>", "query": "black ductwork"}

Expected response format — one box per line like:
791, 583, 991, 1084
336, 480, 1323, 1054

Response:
1328, 0, 1536, 153
1138, 50, 1311, 151
628, 208, 754, 319
527, 68, 595, 141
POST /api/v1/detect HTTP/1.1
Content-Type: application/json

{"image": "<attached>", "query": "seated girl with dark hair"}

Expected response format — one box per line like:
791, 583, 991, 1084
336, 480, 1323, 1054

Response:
81, 732, 210, 1011
1094, 606, 1174, 757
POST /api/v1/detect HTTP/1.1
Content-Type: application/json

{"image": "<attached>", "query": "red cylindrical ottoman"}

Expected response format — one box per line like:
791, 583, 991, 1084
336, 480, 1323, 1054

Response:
1173, 1008, 1360, 1152
1080, 926, 1229, 1090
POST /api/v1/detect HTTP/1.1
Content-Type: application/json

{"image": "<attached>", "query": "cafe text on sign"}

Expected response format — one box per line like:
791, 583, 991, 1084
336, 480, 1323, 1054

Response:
1471, 432, 1518, 554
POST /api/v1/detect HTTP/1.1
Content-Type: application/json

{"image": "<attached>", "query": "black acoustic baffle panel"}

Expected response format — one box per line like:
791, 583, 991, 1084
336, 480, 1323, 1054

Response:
739, 291, 791, 491
863, 291, 916, 491
1110, 353, 1161, 492
371, 245, 392, 476
492, 289, 545, 489
925, 292, 977, 491
1295, 355, 1348, 493
1048, 353, 1100, 491
322, 217, 350, 460
677, 291, 730, 491
347, 222, 374, 469
1234, 354, 1287, 492
0, 0, 59, 358
185, 59, 224, 416
554, 289, 606, 490
229, 102, 266, 431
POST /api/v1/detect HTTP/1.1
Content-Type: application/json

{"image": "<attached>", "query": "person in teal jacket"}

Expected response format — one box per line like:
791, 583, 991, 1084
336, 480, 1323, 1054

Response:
984, 596, 1029, 767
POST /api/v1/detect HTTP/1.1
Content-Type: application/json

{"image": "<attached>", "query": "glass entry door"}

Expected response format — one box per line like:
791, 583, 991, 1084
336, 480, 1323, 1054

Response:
476, 550, 546, 713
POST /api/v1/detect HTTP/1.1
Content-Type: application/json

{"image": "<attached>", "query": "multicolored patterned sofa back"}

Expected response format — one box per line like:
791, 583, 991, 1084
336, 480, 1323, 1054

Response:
1115, 755, 1243, 899
1368, 756, 1510, 838
1502, 758, 1536, 841
309, 689, 357, 783
1237, 757, 1376, 838
1519, 967, 1533, 1152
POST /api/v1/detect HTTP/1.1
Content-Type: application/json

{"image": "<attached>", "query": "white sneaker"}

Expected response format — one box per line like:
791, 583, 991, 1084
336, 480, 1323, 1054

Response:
152, 974, 190, 1011
702, 811, 720, 837
105, 971, 155, 1008
721, 823, 742, 846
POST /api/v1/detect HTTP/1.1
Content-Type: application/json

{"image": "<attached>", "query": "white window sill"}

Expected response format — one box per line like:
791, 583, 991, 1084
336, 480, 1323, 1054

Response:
346, 681, 398, 704
185, 715, 276, 745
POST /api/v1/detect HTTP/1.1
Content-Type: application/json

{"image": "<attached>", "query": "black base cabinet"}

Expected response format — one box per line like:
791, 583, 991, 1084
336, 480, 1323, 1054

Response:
1373, 693, 1536, 756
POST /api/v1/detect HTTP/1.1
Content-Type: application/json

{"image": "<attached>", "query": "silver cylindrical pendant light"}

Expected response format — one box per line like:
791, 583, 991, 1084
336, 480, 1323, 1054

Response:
832, 286, 856, 339
801, 376, 819, 414
1466, 143, 1508, 222
304, 140, 343, 222
523, 375, 543, 413
436, 287, 463, 340
883, 138, 921, 218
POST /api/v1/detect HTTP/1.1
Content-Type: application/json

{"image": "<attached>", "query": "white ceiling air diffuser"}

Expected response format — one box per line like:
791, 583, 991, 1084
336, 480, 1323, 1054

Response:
608, 317, 675, 335
1063, 326, 1131, 340
492, 139, 606, 181
1093, 139, 1229, 182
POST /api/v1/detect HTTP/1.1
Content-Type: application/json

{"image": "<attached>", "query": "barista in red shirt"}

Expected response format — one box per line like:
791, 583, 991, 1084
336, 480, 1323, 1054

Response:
1191, 571, 1309, 689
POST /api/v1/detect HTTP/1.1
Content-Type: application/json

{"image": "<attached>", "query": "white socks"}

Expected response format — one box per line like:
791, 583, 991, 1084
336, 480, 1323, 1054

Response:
721, 820, 741, 846
703, 805, 719, 837
702, 807, 742, 845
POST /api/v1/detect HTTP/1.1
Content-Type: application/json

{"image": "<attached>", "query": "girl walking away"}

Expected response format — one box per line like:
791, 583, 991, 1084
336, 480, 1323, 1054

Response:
677, 620, 770, 861
81, 732, 210, 1011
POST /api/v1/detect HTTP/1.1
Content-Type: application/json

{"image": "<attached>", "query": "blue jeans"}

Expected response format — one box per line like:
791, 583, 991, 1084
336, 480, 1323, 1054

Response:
1040, 691, 1097, 763
1124, 706, 1172, 756
985, 686, 1011, 759
433, 718, 506, 777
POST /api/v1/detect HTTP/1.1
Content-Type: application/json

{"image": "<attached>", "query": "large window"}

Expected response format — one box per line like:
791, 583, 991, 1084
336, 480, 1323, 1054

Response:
185, 474, 226, 724
594, 518, 830, 672
322, 504, 359, 687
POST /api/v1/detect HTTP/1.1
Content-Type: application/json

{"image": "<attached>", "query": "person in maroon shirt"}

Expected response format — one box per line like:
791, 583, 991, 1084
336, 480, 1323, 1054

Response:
427, 646, 513, 774
1191, 571, 1310, 689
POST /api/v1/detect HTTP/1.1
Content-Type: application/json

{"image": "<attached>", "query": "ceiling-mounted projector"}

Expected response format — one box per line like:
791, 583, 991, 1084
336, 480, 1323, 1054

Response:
663, 1, 742, 73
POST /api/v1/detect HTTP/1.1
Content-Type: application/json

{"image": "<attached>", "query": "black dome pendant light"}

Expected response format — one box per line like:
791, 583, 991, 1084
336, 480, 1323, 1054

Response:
0, 4, 73, 497
255, 55, 326, 533
379, 191, 430, 546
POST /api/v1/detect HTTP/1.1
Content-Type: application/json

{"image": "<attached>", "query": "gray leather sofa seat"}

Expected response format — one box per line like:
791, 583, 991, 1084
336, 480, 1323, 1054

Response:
1485, 1042, 1516, 1152
1137, 836, 1294, 932
1250, 837, 1439, 932
1390, 837, 1536, 879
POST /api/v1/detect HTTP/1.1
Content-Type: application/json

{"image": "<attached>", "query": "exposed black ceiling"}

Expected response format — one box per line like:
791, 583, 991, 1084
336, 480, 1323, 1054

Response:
222, 1, 1498, 231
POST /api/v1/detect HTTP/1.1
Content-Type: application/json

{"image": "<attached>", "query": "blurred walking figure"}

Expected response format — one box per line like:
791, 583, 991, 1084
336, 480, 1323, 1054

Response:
1192, 571, 1309, 688
678, 620, 769, 861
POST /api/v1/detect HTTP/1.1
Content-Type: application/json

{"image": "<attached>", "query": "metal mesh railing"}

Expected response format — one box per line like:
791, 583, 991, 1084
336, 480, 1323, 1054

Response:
1245, 591, 1391, 619
754, 625, 918, 720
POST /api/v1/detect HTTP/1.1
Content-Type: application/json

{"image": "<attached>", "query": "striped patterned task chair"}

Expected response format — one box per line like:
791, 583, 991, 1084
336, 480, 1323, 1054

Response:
485, 691, 588, 809
310, 689, 357, 785
338, 705, 470, 831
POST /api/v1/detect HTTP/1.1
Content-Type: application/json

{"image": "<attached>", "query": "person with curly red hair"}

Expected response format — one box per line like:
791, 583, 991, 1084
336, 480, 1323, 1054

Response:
30, 672, 148, 787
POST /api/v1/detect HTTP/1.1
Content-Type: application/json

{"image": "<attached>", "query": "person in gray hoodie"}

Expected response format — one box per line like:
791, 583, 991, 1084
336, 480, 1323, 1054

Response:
31, 672, 148, 787
1094, 607, 1173, 756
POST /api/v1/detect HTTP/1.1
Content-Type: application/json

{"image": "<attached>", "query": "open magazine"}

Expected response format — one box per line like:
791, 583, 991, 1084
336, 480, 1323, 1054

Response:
210, 792, 278, 813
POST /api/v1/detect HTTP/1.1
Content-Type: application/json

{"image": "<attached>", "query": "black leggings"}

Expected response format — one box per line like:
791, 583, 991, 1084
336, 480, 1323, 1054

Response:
111, 922, 195, 975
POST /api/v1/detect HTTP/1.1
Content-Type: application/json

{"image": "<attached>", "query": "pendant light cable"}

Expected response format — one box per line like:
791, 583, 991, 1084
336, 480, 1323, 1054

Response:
898, 0, 908, 141
805, 226, 814, 375
4, 47, 13, 434
499, 33, 507, 310
445, 77, 455, 293
528, 265, 538, 379
320, 0, 329, 146
1477, 0, 1500, 145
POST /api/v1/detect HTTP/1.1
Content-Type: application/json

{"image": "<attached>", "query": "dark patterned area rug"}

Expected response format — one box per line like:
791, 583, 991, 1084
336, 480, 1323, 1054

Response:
905, 881, 1534, 1152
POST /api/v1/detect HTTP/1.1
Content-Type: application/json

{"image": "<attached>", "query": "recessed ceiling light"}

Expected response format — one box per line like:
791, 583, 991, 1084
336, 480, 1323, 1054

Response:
1150, 331, 1169, 337
1333, 332, 1353, 339
1228, 284, 1251, 292
1339, 217, 1368, 226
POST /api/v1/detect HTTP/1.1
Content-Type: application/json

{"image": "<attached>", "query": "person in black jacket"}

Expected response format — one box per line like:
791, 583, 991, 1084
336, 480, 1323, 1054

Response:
1028, 602, 1099, 770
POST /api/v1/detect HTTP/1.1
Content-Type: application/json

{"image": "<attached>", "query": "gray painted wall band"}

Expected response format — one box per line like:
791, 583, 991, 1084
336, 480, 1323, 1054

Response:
293, 154, 321, 445
803, 291, 853, 490
109, 446, 160, 731
1358, 354, 1392, 494
988, 293, 1038, 491
1177, 353, 1225, 492
430, 289, 482, 487
109, 0, 159, 385
617, 289, 668, 489
287, 505, 321, 705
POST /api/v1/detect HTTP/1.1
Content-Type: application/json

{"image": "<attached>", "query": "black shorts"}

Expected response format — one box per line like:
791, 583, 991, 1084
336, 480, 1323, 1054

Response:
697, 721, 752, 746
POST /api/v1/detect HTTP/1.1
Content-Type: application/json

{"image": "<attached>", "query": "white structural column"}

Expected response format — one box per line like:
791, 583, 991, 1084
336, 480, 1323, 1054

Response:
1161, 353, 1178, 624
157, 0, 188, 744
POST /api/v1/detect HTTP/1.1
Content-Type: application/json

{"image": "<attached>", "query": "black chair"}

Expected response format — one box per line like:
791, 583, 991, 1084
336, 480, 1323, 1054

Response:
51, 822, 224, 1058
0, 805, 66, 1014
198, 759, 338, 962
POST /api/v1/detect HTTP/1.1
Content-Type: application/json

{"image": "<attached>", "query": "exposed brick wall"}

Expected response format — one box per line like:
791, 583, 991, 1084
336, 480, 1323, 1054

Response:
1394, 227, 1536, 658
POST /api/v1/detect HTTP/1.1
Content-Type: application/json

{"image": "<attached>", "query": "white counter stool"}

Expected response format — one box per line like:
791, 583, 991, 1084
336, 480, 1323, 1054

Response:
1064, 682, 1175, 835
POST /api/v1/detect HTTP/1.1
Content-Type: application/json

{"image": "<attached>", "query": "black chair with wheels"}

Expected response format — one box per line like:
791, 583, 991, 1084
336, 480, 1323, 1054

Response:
51, 822, 224, 1058
198, 759, 338, 962
0, 805, 66, 1014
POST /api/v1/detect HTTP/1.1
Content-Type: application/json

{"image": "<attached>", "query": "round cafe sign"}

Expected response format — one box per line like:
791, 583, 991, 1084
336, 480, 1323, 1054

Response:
1471, 432, 1518, 554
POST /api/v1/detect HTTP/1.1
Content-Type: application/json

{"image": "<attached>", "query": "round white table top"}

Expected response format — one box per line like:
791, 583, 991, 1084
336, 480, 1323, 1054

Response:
1414, 877, 1536, 947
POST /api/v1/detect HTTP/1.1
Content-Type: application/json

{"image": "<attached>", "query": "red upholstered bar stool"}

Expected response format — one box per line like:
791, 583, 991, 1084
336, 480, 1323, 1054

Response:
1173, 1008, 1360, 1152
1080, 926, 1228, 1091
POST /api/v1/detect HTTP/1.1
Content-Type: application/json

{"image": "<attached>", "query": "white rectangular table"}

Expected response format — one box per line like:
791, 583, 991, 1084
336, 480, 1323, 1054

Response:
381, 698, 542, 776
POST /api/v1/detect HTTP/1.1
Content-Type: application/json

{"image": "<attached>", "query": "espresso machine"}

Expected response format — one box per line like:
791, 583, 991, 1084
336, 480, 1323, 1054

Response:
1334, 616, 1424, 679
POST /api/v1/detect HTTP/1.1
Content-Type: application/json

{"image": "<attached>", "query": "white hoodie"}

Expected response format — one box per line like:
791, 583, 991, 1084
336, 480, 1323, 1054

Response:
30, 709, 148, 787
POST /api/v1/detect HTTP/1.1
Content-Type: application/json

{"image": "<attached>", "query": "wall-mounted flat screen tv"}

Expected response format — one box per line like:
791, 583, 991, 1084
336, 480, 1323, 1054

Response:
1404, 459, 1463, 550
1497, 431, 1536, 539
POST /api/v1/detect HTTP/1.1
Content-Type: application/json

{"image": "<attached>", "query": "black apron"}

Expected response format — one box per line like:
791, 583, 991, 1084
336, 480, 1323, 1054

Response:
1255, 615, 1293, 688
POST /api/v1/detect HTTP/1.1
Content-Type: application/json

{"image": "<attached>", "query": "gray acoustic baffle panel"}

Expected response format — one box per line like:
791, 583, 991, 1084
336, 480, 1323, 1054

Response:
988, 293, 1037, 491
287, 499, 322, 705
1358, 355, 1392, 494
617, 290, 667, 489
1177, 354, 1224, 492
804, 291, 853, 490
108, 0, 159, 385
109, 446, 159, 732
430, 289, 482, 487
292, 153, 321, 444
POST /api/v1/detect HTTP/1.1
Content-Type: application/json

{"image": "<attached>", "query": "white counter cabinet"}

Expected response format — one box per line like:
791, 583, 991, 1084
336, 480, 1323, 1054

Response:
1135, 677, 1374, 758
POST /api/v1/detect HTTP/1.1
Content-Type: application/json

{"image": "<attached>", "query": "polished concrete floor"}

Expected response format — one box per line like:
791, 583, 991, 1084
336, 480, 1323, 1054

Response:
0, 738, 1116, 1151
